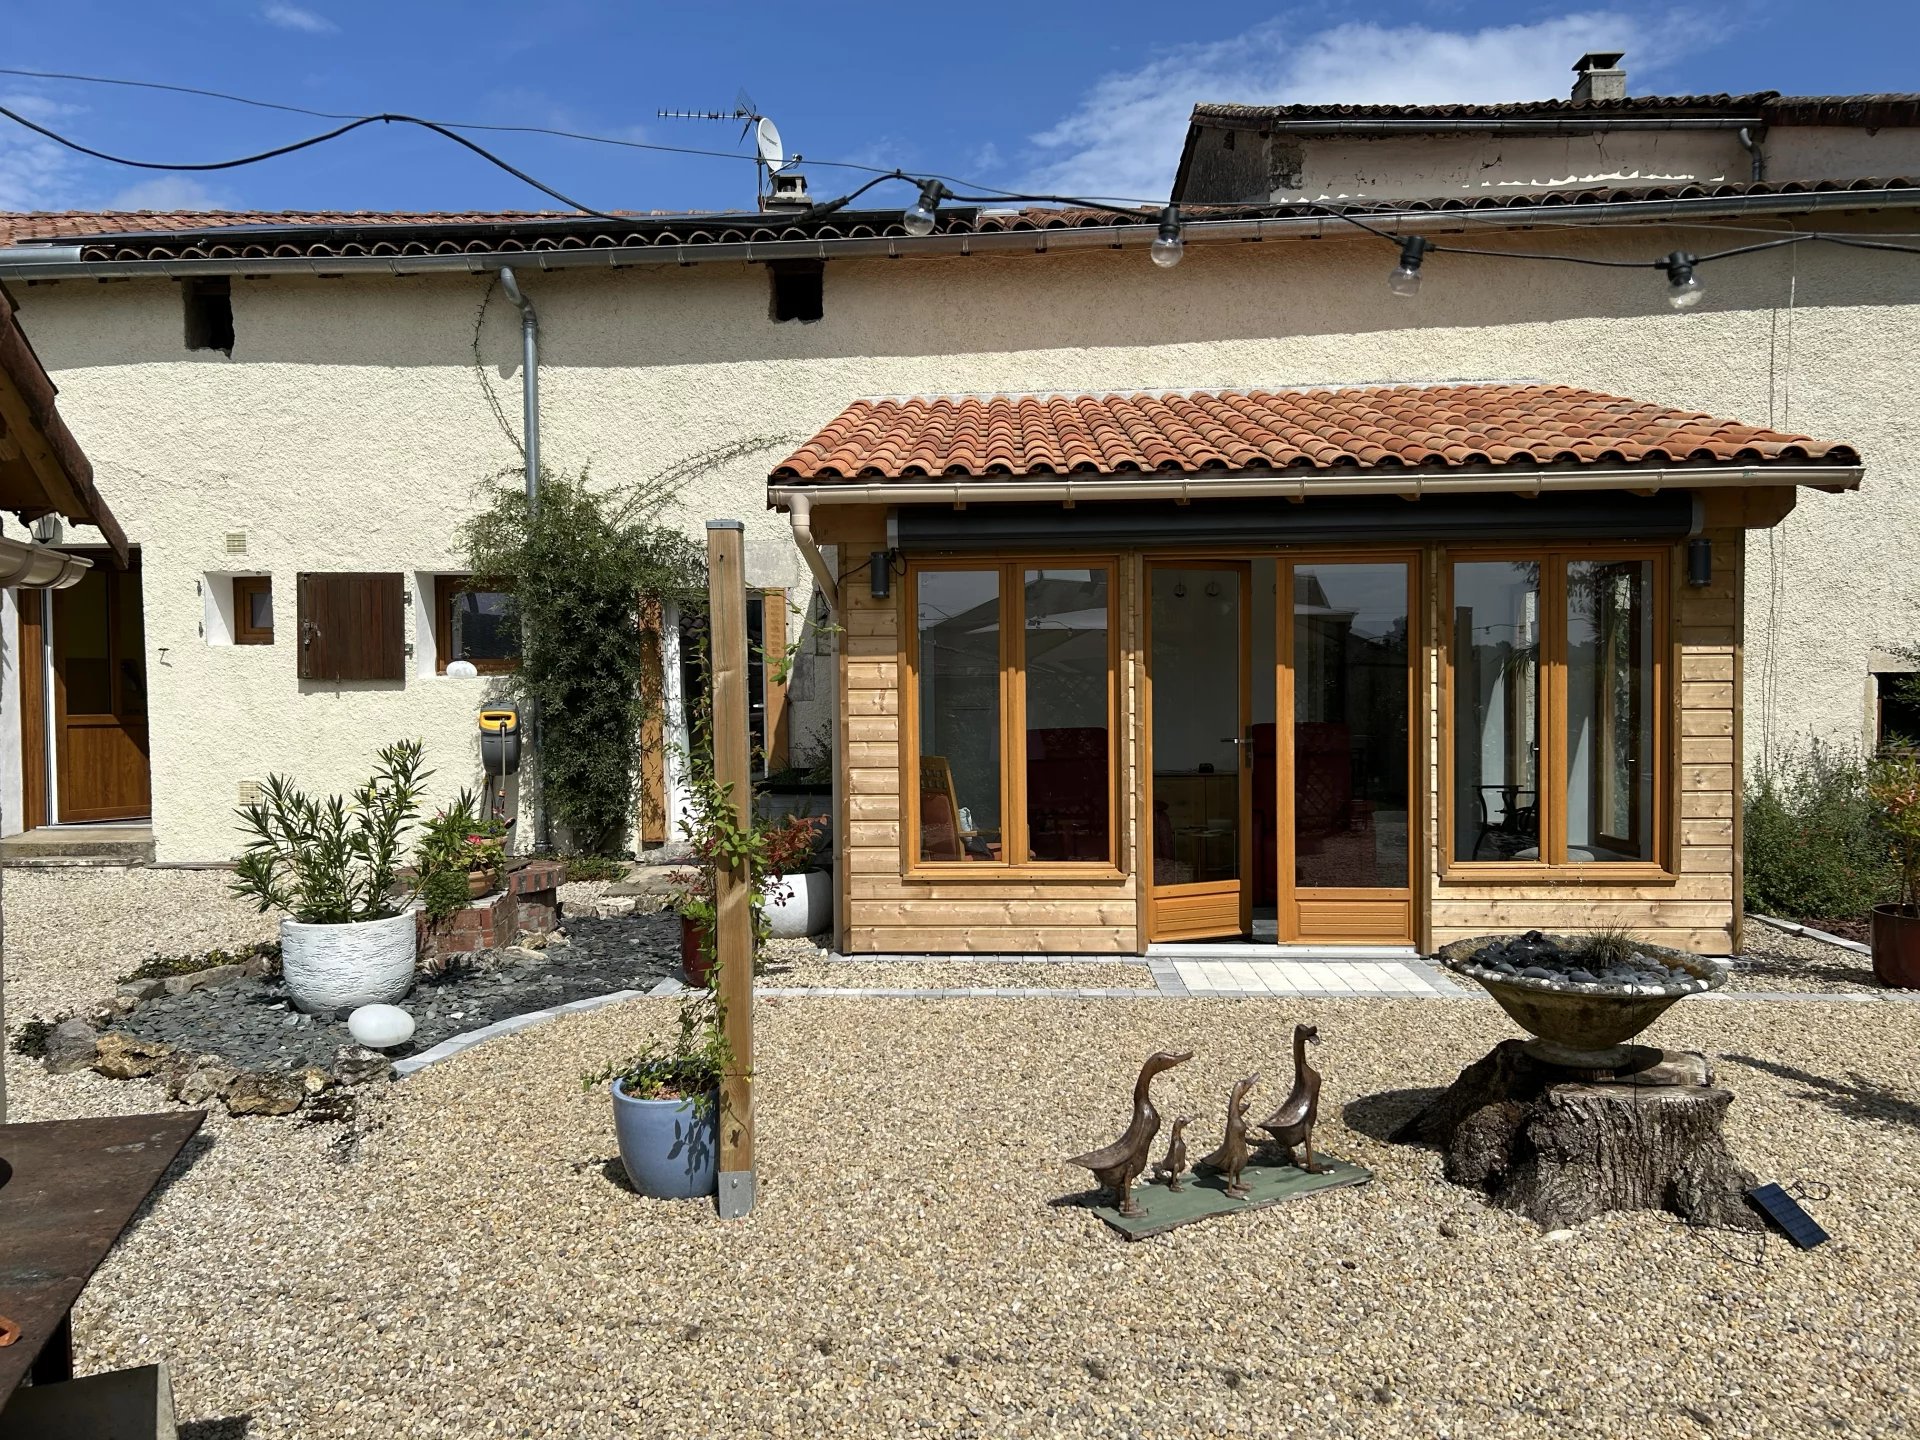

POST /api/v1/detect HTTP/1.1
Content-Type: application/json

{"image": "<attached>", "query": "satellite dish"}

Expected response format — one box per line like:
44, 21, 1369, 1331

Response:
755, 117, 787, 174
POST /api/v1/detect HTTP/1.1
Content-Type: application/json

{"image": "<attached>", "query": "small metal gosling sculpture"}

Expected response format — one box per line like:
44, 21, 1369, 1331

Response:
1255, 1023, 1329, 1175
1066, 1050, 1194, 1217
1197, 1073, 1260, 1199
1151, 1115, 1194, 1192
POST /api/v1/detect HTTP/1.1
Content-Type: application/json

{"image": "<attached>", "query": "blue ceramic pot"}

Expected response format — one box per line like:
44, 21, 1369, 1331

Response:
611, 1081, 718, 1199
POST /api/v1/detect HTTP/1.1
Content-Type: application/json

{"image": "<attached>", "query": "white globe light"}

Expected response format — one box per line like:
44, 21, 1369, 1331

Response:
901, 203, 937, 237
1387, 265, 1423, 297
1149, 234, 1185, 269
348, 1003, 416, 1049
1666, 274, 1705, 309
446, 659, 478, 679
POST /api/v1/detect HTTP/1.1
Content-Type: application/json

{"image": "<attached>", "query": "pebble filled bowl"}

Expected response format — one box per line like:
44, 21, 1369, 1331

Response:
1438, 930, 1732, 1068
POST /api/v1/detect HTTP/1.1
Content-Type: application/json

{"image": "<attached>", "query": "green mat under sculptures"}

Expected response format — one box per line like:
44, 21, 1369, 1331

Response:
1086, 1156, 1372, 1241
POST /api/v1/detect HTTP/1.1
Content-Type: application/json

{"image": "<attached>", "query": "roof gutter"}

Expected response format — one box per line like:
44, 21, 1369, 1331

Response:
2, 187, 1917, 281
0, 533, 91, 588
769, 463, 1860, 512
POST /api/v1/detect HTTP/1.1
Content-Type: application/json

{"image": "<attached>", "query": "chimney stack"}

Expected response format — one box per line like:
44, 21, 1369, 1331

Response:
1571, 51, 1628, 104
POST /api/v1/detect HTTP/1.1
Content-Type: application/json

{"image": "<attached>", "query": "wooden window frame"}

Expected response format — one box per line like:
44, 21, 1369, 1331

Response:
903, 557, 1123, 879
434, 575, 519, 676
1440, 544, 1675, 883
233, 575, 273, 645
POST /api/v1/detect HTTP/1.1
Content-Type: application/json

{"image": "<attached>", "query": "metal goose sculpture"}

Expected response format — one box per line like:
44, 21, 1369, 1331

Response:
1197, 1073, 1260, 1198
1254, 1023, 1329, 1174
1066, 1050, 1193, 1216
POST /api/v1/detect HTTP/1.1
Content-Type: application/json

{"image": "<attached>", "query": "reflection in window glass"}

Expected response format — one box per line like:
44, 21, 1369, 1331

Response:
1452, 562, 1541, 861
917, 571, 1001, 862
247, 586, 273, 632
1024, 568, 1110, 862
1151, 567, 1242, 886
1294, 563, 1409, 888
452, 590, 518, 663
1567, 559, 1655, 862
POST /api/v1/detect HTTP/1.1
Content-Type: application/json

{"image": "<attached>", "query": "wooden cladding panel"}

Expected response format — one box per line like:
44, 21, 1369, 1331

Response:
296, 572, 405, 682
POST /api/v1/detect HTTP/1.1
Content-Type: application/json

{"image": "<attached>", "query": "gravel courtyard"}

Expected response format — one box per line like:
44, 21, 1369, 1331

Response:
4, 872, 1917, 1438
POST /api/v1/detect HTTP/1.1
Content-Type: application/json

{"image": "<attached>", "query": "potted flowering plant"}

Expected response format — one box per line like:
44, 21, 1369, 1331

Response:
231, 740, 429, 1013
581, 985, 730, 1199
1868, 748, 1920, 987
674, 748, 823, 984
414, 790, 508, 925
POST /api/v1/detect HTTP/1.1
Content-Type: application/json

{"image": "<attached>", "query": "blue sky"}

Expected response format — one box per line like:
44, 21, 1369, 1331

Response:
4, 1, 1918, 217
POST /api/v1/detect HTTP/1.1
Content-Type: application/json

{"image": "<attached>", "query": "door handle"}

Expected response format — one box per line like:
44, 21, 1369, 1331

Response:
1220, 737, 1249, 745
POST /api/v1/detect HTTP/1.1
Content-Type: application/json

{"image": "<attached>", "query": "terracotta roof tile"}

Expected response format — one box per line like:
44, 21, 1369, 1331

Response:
769, 385, 1859, 483
1190, 93, 1920, 129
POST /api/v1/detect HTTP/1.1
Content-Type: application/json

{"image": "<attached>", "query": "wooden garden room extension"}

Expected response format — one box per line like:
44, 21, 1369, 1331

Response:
768, 384, 1863, 958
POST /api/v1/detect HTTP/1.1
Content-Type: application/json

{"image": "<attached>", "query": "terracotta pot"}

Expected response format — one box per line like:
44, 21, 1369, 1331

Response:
1870, 904, 1920, 988
466, 867, 498, 899
680, 915, 714, 987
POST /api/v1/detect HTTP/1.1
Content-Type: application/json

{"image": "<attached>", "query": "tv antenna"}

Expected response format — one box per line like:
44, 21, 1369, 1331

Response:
657, 89, 797, 205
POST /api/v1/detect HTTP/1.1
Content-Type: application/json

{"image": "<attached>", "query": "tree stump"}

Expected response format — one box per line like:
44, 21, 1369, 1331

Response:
1396, 1040, 1761, 1231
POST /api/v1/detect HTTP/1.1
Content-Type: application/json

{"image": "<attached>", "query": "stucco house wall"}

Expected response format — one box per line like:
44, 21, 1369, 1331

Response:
6, 213, 1915, 860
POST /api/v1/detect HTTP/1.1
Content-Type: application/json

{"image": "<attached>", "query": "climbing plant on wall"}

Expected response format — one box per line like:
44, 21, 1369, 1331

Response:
459, 438, 784, 856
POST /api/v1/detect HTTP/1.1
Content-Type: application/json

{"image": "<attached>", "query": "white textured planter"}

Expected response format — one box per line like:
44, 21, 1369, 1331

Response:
280, 912, 417, 1014
764, 870, 832, 939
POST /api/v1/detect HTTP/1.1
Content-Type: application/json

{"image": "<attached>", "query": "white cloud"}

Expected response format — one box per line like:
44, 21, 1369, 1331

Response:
0, 91, 84, 210
105, 177, 232, 212
1019, 13, 1692, 202
261, 2, 337, 34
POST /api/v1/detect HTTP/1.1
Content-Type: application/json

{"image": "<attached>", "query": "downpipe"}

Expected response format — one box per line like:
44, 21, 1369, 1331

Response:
496, 267, 549, 850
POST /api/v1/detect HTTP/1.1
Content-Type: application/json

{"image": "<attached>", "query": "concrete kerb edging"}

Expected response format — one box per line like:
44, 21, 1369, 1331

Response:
389, 967, 1920, 1078
1750, 913, 1874, 956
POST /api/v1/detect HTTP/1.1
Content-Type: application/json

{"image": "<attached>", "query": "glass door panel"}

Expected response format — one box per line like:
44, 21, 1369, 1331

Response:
1147, 564, 1249, 941
1281, 559, 1414, 943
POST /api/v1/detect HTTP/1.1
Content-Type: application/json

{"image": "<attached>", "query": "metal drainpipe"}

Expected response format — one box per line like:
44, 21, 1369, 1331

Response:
1737, 127, 1765, 182
496, 267, 548, 850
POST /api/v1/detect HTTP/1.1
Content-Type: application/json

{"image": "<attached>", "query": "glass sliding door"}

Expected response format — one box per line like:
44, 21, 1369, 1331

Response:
1281, 559, 1415, 942
1146, 563, 1251, 941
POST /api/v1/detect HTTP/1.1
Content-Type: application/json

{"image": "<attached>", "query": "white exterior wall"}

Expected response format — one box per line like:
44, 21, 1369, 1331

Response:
6, 214, 1916, 858
1283, 126, 1919, 201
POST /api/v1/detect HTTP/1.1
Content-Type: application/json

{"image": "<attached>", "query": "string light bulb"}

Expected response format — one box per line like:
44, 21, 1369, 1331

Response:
1150, 205, 1185, 268
1388, 236, 1431, 296
902, 179, 950, 237
1661, 251, 1705, 309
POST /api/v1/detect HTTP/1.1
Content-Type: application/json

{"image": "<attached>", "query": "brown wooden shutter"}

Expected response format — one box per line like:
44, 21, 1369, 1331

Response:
296, 572, 406, 681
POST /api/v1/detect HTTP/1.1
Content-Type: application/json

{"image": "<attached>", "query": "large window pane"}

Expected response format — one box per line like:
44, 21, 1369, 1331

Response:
1452, 562, 1541, 861
1024, 567, 1110, 862
452, 589, 518, 663
1566, 559, 1655, 862
1294, 563, 1409, 888
1151, 567, 1242, 886
916, 570, 1002, 862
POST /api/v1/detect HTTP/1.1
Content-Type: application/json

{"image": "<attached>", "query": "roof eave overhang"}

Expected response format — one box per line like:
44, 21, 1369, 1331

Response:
768, 463, 1862, 510
4, 187, 1919, 281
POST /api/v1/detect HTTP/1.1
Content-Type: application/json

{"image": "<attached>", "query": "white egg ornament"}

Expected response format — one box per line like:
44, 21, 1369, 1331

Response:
348, 1003, 416, 1050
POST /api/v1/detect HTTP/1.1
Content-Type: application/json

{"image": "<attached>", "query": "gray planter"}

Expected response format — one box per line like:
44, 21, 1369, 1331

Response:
1437, 934, 1730, 1068
611, 1081, 717, 1199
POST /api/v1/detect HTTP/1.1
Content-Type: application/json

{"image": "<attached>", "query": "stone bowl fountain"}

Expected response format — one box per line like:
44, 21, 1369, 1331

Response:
1437, 930, 1732, 1068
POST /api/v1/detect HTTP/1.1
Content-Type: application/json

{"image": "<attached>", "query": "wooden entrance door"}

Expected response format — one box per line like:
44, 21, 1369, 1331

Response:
1276, 557, 1415, 942
1146, 562, 1252, 941
52, 554, 151, 822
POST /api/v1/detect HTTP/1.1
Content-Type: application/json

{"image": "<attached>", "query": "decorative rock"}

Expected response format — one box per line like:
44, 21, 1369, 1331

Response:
118, 978, 167, 1002
347, 1004, 416, 1050
333, 1047, 391, 1086
226, 1071, 306, 1116
545, 931, 570, 948
162, 962, 248, 997
171, 1055, 240, 1107
298, 1066, 335, 1095
241, 955, 275, 979
43, 1018, 100, 1075
90, 1032, 174, 1080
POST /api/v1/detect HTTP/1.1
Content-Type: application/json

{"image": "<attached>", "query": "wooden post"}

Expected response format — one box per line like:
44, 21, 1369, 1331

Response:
706, 521, 755, 1218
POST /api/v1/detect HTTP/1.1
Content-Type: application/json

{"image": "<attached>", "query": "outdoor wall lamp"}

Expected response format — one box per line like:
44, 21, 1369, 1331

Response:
1388, 236, 1431, 296
1687, 536, 1713, 587
901, 180, 951, 238
870, 550, 895, 600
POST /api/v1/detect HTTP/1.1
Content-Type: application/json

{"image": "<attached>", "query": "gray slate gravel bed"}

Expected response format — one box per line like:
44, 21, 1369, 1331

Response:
113, 914, 679, 1071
